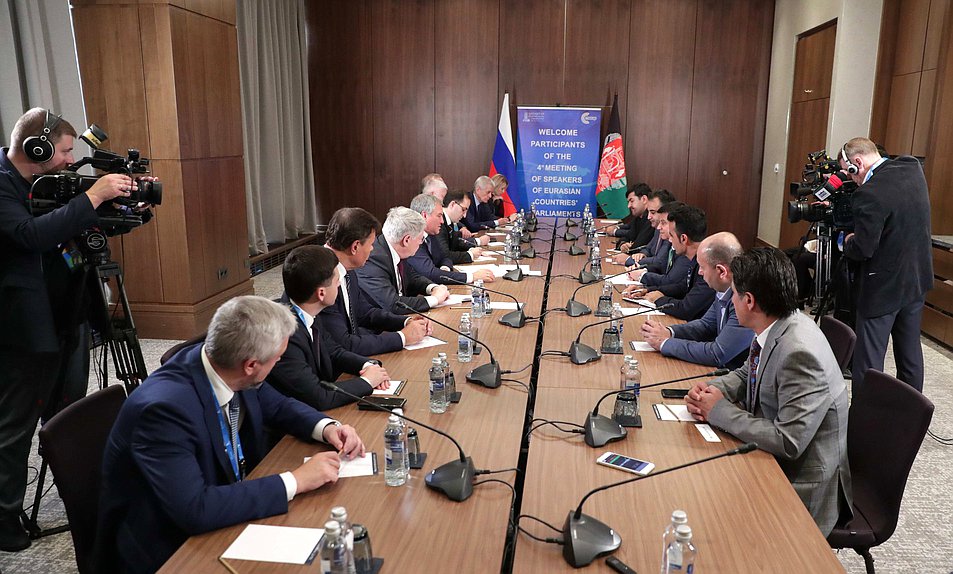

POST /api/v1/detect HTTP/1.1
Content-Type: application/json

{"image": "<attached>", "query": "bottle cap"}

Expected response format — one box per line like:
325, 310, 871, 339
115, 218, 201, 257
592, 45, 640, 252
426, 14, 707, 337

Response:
672, 510, 688, 523
324, 520, 341, 536
330, 506, 348, 522
387, 414, 399, 424
392, 408, 404, 417
675, 524, 692, 541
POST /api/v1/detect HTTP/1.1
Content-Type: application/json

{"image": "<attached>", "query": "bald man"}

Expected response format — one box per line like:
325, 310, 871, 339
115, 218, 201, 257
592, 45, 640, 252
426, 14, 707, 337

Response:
641, 232, 755, 369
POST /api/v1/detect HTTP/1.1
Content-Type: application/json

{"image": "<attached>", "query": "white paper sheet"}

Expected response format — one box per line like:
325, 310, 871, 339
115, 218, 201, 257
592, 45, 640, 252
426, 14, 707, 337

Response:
470, 255, 497, 262
372, 380, 403, 395
599, 219, 620, 224
654, 403, 696, 422
404, 336, 446, 350
433, 294, 470, 308
629, 341, 658, 352
222, 524, 324, 565
489, 302, 521, 310
608, 274, 641, 286
488, 241, 506, 247
620, 304, 664, 317
498, 265, 542, 276
303, 453, 377, 478
695, 424, 721, 442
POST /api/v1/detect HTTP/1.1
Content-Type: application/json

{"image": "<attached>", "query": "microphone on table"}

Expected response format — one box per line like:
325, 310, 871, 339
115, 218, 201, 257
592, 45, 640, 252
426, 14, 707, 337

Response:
564, 218, 578, 228
396, 301, 501, 389
579, 368, 730, 448
579, 240, 649, 284
560, 442, 758, 567
318, 381, 477, 502
440, 276, 527, 328
567, 303, 674, 365
565, 269, 639, 317
563, 229, 579, 242
567, 240, 586, 256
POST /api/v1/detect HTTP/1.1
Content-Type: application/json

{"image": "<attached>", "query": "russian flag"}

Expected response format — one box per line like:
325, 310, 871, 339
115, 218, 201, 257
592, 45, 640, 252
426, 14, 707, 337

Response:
489, 93, 518, 216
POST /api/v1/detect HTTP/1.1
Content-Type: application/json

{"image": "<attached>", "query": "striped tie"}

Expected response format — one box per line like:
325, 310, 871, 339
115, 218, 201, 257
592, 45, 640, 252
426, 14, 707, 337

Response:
227, 398, 241, 478
345, 273, 358, 332
746, 340, 762, 412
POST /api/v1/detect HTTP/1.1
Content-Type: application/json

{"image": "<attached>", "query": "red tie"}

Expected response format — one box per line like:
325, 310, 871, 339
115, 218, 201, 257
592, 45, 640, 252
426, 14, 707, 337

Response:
396, 260, 405, 295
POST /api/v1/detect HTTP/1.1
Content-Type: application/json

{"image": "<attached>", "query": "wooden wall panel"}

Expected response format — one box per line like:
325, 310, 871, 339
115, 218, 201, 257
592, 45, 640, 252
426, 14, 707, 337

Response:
499, 0, 565, 105
884, 72, 921, 154
894, 0, 931, 75
306, 1, 376, 217
925, 1, 953, 235
434, 0, 499, 191
686, 0, 774, 247
924, 0, 950, 70
625, 0, 696, 199
370, 0, 435, 214
563, 0, 630, 110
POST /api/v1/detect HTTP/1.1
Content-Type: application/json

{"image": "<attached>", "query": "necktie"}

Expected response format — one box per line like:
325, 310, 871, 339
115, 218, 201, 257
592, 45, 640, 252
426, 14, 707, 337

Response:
715, 296, 727, 332
311, 321, 323, 374
227, 397, 241, 478
746, 339, 762, 412
344, 272, 358, 332
666, 247, 675, 272
396, 260, 405, 295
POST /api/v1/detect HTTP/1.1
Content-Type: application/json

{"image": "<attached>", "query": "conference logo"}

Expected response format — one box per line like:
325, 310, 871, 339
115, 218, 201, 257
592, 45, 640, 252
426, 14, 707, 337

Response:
580, 112, 596, 125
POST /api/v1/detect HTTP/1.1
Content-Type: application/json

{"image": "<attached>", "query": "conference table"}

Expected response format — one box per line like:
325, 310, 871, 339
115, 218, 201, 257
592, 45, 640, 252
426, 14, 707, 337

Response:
160, 218, 844, 573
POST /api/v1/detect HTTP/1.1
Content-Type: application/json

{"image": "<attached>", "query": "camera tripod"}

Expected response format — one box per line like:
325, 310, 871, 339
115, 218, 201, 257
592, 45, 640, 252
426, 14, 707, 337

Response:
21, 244, 147, 539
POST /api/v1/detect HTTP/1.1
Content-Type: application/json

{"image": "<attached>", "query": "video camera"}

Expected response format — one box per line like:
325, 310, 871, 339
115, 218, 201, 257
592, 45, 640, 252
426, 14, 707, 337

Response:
29, 124, 162, 238
786, 150, 855, 230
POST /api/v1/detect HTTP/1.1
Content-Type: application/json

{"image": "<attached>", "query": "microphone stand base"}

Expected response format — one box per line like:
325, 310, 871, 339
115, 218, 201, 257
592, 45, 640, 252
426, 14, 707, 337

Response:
520, 247, 536, 259
565, 299, 592, 317
578, 271, 598, 285
561, 511, 621, 567
584, 413, 627, 447
567, 244, 585, 256
499, 310, 526, 328
563, 232, 578, 242
565, 219, 578, 228
425, 457, 476, 502
466, 362, 502, 389
569, 342, 601, 365
503, 268, 524, 282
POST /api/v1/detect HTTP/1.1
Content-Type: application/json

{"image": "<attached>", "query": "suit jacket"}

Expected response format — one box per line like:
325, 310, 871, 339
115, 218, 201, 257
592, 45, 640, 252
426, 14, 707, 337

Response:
613, 212, 653, 247
641, 252, 693, 297
434, 218, 473, 265
407, 237, 466, 285
843, 156, 933, 318
268, 311, 374, 410
0, 147, 99, 352
656, 256, 716, 321
461, 192, 498, 231
662, 288, 754, 369
639, 240, 672, 273
357, 234, 433, 313
319, 269, 406, 356
95, 344, 325, 573
707, 312, 852, 536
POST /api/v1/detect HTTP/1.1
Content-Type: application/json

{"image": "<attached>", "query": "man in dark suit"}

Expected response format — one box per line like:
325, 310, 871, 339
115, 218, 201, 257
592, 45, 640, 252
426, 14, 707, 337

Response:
611, 188, 676, 266
95, 296, 366, 573
841, 137, 933, 393
686, 248, 852, 536
462, 175, 512, 231
610, 182, 654, 249
322, 207, 430, 355
270, 245, 391, 410
641, 232, 754, 369
436, 189, 489, 265
407, 193, 495, 285
356, 206, 450, 313
626, 205, 715, 321
0, 109, 136, 551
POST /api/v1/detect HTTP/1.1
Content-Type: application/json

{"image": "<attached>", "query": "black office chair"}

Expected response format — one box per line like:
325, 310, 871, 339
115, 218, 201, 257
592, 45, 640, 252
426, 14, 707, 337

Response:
827, 369, 934, 573
820, 315, 856, 374
159, 332, 207, 365
37, 384, 127, 574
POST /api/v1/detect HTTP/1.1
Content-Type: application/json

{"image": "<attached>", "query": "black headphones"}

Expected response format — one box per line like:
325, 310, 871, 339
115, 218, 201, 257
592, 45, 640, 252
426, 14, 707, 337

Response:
840, 145, 859, 175
22, 109, 63, 163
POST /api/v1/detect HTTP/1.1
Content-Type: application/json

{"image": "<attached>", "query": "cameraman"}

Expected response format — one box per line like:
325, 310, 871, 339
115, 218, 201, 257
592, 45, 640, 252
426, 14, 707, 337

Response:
0, 108, 135, 550
840, 137, 933, 394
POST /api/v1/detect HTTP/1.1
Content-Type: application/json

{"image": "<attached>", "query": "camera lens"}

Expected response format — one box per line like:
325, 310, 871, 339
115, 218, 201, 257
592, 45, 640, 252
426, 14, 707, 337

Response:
131, 179, 162, 205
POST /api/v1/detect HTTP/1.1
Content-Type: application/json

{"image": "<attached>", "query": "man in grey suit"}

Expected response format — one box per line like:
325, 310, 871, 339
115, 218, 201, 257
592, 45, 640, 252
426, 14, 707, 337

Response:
685, 247, 852, 536
640, 232, 754, 369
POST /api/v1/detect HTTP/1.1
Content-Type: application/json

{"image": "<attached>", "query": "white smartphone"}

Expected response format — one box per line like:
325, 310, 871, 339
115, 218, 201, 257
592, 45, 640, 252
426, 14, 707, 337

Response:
596, 452, 655, 476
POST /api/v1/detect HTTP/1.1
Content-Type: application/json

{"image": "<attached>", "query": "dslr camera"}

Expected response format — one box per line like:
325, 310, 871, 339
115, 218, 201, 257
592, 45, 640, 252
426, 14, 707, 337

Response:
29, 124, 162, 238
787, 149, 855, 231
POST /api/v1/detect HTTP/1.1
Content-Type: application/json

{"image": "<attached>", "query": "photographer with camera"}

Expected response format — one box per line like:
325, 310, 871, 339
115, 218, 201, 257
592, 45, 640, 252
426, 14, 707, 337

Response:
839, 137, 933, 394
0, 108, 138, 550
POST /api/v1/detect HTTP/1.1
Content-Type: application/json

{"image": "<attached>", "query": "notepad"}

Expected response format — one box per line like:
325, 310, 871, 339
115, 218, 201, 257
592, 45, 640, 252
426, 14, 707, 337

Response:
404, 336, 446, 351
629, 341, 658, 352
372, 380, 405, 396
608, 275, 641, 286
303, 453, 378, 478
222, 524, 324, 565
653, 403, 695, 422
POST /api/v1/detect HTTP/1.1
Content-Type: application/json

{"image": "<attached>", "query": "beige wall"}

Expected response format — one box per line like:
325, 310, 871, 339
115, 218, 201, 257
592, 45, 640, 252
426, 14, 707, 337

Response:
757, 0, 883, 246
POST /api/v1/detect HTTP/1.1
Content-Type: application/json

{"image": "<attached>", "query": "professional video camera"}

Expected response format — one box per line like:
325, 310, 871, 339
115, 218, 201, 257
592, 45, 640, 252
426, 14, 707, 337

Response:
786, 149, 856, 231
29, 124, 162, 238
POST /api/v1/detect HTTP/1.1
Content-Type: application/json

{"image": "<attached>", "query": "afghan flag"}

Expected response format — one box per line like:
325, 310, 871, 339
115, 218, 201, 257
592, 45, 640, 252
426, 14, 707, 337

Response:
489, 92, 518, 217
596, 94, 629, 218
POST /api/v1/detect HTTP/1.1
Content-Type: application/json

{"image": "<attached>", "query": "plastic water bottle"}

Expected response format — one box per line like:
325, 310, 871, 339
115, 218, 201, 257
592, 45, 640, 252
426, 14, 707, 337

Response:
611, 302, 624, 339
320, 520, 351, 574
438, 352, 455, 401
660, 510, 689, 574
591, 245, 602, 279
383, 414, 408, 486
529, 204, 537, 223
429, 357, 448, 413
625, 357, 641, 415
330, 507, 357, 574
596, 280, 614, 316
458, 313, 473, 363
471, 281, 485, 318
483, 282, 493, 315
391, 408, 410, 472
663, 524, 696, 573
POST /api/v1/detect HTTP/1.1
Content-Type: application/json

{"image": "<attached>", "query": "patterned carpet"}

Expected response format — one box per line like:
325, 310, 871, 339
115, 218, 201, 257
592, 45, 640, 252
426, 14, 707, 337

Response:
1, 268, 951, 573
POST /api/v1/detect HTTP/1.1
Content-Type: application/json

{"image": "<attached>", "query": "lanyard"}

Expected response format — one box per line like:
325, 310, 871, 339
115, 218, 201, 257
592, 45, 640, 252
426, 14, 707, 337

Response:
212, 391, 246, 482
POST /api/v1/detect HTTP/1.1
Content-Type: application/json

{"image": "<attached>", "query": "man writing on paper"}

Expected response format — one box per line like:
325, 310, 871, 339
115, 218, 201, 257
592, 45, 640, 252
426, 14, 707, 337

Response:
685, 248, 851, 536
357, 206, 450, 313
270, 245, 391, 410
96, 296, 366, 573
641, 232, 754, 369
321, 207, 430, 355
